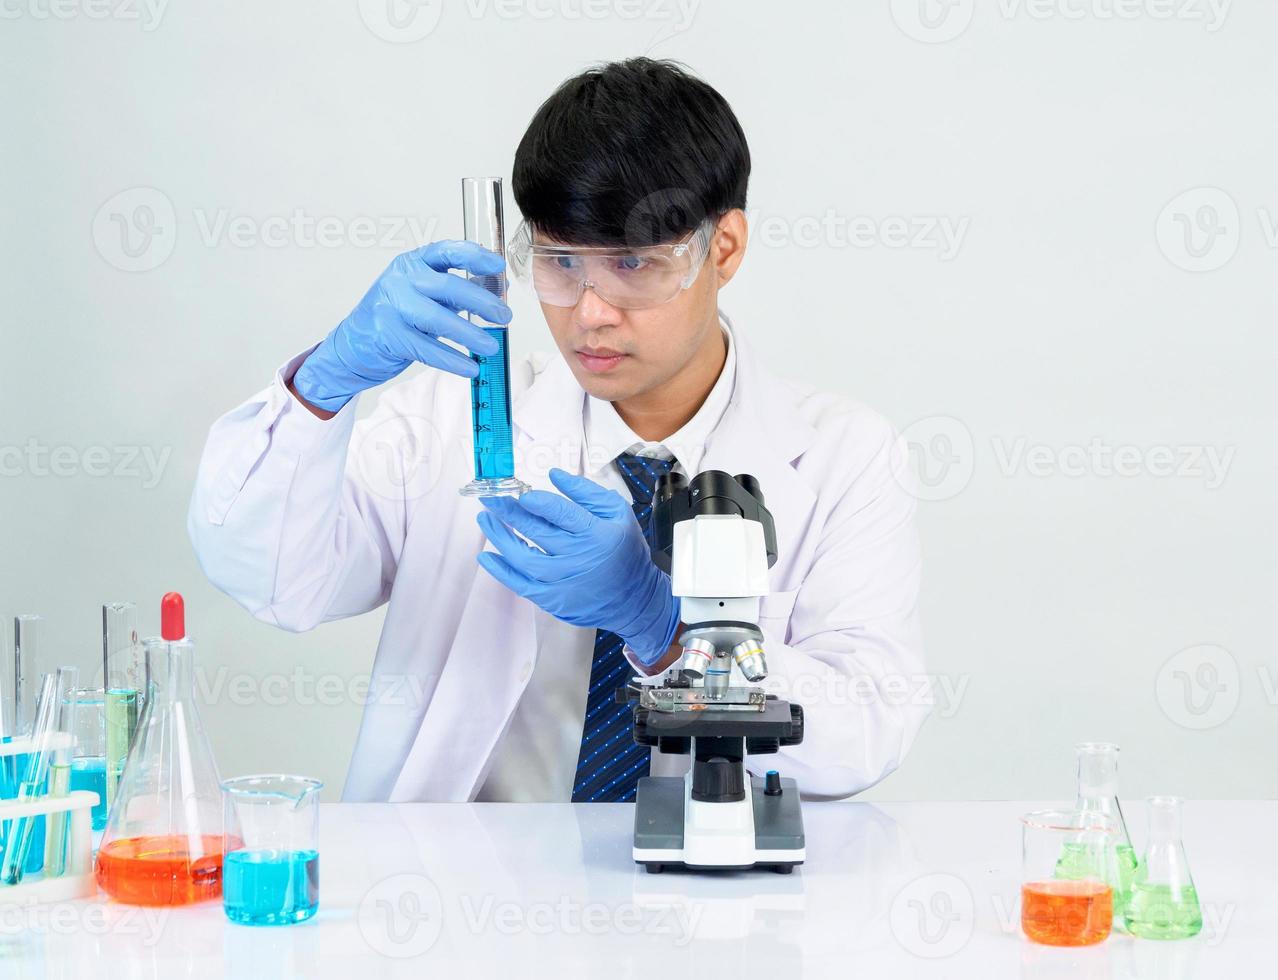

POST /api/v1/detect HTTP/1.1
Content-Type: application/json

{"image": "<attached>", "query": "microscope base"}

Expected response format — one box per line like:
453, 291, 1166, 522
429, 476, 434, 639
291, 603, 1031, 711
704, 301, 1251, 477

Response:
632, 774, 805, 874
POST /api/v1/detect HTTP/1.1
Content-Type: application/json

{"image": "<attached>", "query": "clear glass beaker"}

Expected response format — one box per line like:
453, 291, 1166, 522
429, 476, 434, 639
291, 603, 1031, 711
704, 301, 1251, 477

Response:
221, 775, 322, 926
1124, 796, 1202, 939
67, 688, 109, 831
96, 636, 229, 905
1022, 809, 1117, 946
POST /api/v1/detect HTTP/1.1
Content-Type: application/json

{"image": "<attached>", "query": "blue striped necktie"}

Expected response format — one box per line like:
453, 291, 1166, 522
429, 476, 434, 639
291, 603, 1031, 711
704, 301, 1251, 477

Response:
570, 452, 677, 803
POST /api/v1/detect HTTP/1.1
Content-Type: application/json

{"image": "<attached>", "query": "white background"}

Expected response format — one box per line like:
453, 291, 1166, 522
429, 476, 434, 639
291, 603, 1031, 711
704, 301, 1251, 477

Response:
0, 0, 1271, 802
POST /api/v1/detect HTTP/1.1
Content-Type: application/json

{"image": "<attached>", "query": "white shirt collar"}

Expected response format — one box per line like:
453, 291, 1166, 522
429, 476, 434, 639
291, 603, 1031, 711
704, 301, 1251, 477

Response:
582, 314, 737, 478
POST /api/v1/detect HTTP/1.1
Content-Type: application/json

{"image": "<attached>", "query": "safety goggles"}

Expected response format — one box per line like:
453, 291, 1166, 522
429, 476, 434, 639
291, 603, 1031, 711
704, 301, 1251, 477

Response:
507, 218, 716, 310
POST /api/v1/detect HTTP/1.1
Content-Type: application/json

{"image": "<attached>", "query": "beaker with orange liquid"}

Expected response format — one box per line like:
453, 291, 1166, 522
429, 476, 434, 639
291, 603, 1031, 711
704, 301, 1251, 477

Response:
1021, 809, 1118, 946
95, 594, 239, 906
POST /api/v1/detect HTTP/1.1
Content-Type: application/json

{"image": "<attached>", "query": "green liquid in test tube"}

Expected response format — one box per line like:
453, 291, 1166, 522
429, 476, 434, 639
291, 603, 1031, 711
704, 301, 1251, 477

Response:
103, 602, 144, 811
458, 176, 529, 499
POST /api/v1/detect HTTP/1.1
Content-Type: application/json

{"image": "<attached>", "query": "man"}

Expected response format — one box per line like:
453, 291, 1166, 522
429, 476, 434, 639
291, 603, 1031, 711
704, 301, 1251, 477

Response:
189, 58, 928, 804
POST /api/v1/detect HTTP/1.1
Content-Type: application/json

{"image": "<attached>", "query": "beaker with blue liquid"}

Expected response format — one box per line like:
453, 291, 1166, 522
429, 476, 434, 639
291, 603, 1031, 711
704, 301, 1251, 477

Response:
67, 688, 109, 832
222, 774, 322, 926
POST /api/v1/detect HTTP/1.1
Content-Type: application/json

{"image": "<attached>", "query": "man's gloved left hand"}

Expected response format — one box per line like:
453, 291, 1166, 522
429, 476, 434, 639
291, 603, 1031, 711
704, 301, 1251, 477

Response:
475, 468, 680, 665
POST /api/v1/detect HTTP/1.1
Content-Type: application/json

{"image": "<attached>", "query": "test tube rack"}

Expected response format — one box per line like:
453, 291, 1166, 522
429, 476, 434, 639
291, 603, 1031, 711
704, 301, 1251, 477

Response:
0, 733, 98, 904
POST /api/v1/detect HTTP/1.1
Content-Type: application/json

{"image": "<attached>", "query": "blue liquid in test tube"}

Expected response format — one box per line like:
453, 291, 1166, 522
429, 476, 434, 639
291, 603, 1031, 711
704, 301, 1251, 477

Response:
458, 177, 529, 499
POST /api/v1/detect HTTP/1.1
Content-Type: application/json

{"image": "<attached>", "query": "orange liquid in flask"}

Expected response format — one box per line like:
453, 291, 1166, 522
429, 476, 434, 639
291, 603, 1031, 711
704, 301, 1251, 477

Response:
1021, 879, 1113, 946
96, 834, 228, 906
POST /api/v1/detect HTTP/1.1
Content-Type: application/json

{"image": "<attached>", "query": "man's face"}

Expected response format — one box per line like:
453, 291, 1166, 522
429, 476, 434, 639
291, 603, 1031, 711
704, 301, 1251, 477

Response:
539, 233, 723, 403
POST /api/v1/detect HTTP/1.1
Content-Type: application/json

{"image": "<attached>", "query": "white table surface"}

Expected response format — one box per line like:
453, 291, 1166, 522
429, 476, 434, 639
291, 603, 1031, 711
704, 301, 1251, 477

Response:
0, 799, 1268, 978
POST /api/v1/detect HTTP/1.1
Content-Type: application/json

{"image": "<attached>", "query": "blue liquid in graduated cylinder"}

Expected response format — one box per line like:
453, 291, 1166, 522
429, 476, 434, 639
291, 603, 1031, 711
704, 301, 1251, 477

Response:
224, 849, 319, 926
470, 326, 517, 480
69, 757, 109, 831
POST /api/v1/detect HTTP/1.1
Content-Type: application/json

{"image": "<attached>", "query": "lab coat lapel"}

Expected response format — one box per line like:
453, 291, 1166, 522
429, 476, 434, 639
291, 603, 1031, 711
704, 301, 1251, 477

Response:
699, 324, 819, 586
512, 354, 587, 489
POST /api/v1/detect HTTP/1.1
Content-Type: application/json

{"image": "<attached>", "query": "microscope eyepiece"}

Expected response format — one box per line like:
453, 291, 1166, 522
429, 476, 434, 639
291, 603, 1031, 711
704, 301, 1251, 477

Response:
734, 473, 763, 505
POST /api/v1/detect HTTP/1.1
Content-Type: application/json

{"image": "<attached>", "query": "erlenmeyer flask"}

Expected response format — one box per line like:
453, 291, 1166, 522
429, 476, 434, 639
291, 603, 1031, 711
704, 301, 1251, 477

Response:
1124, 796, 1202, 939
95, 594, 234, 905
1056, 742, 1138, 918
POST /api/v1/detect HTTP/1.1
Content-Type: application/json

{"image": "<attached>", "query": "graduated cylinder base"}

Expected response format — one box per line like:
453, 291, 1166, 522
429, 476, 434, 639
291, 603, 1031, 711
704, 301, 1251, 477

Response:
459, 476, 529, 498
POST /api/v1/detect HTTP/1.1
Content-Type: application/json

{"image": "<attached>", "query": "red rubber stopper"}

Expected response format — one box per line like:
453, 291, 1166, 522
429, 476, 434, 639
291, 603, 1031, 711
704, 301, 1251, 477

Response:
161, 592, 185, 640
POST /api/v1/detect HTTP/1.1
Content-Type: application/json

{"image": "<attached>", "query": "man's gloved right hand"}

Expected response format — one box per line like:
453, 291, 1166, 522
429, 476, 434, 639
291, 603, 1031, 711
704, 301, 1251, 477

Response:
291, 241, 512, 413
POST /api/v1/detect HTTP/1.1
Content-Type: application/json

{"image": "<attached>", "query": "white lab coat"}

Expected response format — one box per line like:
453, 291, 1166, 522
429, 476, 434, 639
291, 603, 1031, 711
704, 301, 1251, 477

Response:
188, 314, 929, 802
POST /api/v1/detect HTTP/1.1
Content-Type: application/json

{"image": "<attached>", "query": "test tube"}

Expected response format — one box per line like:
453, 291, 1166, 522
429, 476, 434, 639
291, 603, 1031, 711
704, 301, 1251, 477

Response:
1, 666, 77, 884
12, 615, 41, 736
103, 601, 144, 810
458, 176, 529, 498
0, 622, 12, 825
43, 682, 80, 877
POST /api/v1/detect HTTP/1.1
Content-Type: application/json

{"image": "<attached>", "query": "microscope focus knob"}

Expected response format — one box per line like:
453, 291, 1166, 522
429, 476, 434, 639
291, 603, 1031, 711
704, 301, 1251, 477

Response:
631, 708, 659, 747
691, 756, 746, 803
780, 703, 805, 747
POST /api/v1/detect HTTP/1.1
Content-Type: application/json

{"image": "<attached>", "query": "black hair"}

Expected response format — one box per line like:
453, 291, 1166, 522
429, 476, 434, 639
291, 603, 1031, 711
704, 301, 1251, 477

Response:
512, 58, 750, 248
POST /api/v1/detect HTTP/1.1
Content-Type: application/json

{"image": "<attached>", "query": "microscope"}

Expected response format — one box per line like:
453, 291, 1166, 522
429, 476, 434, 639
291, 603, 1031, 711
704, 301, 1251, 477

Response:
621, 470, 806, 874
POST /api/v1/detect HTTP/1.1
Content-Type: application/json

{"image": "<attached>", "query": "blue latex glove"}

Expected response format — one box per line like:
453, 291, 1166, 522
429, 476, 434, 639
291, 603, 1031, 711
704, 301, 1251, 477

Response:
475, 468, 681, 665
292, 241, 512, 413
